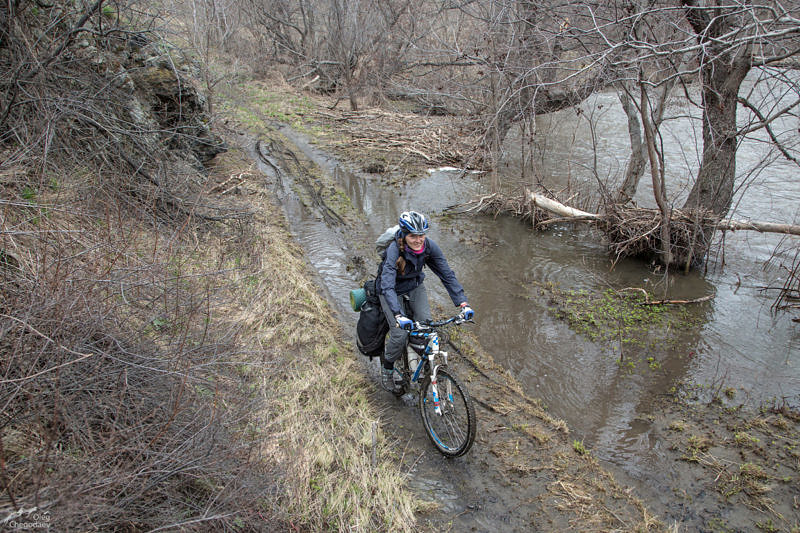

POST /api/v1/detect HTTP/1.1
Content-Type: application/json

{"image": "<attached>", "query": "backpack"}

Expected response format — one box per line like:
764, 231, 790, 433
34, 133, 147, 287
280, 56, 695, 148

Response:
355, 279, 389, 358
375, 225, 400, 258
351, 226, 401, 359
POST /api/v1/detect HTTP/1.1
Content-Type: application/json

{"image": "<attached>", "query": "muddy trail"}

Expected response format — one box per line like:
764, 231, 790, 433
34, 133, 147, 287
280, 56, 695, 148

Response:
237, 120, 799, 532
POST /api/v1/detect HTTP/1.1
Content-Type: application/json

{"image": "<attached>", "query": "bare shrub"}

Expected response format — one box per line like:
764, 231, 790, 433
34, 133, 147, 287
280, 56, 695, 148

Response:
0, 2, 278, 529
0, 176, 283, 529
769, 244, 800, 314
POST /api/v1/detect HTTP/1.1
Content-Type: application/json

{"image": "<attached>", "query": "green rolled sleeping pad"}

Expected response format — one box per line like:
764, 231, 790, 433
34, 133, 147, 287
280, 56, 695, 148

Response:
350, 288, 366, 312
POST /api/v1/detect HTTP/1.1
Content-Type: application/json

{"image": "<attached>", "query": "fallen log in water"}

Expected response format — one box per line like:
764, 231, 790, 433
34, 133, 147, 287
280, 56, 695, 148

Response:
455, 189, 800, 266
715, 219, 800, 236
528, 193, 600, 221
525, 191, 800, 237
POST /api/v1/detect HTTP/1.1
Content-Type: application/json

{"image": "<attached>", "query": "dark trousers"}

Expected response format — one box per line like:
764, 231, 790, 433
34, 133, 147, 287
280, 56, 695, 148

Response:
378, 283, 431, 367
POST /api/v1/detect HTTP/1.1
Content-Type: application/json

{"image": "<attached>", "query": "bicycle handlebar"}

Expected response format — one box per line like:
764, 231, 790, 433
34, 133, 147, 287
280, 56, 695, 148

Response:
409, 315, 474, 330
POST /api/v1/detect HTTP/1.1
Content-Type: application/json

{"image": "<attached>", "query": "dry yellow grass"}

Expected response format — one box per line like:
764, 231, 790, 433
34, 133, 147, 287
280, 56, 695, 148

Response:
204, 145, 419, 532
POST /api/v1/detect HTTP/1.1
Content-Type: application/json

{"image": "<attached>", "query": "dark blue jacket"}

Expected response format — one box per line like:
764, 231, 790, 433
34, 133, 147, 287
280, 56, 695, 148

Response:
377, 232, 466, 316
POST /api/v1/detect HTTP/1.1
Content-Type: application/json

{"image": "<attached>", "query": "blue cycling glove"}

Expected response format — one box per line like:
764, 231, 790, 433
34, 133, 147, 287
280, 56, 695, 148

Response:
460, 305, 474, 320
395, 315, 413, 330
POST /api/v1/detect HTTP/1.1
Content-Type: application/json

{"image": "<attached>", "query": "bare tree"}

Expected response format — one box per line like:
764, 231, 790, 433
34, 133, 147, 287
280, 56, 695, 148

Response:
188, 0, 242, 114
680, 1, 800, 216
239, 0, 417, 109
240, 0, 317, 67
612, 1, 800, 262
423, 0, 800, 264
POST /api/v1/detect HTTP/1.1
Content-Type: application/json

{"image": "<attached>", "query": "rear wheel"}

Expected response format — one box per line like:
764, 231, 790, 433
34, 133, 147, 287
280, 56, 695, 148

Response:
418, 368, 476, 457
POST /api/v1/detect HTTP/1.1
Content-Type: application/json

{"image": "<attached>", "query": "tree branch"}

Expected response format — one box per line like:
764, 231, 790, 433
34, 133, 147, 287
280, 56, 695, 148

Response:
737, 95, 800, 166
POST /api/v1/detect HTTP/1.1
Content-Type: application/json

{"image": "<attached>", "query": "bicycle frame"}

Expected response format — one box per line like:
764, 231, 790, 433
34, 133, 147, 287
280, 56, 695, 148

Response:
405, 316, 463, 414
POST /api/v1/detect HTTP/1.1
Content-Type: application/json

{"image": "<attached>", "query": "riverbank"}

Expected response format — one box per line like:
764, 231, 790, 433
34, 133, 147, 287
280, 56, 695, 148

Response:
646, 391, 800, 531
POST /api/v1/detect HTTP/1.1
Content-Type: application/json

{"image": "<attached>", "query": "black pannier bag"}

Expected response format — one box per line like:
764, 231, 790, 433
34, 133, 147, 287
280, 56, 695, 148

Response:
356, 279, 389, 358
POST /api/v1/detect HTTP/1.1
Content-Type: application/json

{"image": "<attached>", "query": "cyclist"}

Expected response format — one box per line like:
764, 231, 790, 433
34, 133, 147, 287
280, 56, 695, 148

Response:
376, 210, 474, 393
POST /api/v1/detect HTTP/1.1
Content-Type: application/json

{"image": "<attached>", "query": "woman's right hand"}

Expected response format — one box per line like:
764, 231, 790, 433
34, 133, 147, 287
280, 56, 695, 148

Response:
395, 315, 413, 330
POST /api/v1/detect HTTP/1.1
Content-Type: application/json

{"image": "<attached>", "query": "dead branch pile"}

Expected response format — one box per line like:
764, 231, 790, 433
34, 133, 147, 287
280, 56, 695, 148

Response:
601, 203, 717, 266
316, 107, 484, 169
454, 191, 721, 267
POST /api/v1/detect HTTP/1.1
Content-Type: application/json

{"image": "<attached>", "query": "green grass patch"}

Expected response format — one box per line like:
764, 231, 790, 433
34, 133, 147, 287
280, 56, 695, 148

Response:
552, 288, 667, 343
573, 439, 587, 455
218, 81, 334, 141
542, 285, 700, 358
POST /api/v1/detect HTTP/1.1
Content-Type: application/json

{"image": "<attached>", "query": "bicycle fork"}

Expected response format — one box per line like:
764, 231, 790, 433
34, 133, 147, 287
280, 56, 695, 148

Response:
427, 349, 450, 416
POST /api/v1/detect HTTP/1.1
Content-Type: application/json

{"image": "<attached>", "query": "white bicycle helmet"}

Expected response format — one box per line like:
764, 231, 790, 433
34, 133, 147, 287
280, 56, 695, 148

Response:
398, 211, 429, 235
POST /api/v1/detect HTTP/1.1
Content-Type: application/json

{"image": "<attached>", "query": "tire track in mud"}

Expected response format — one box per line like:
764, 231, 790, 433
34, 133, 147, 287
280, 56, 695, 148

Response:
251, 127, 661, 532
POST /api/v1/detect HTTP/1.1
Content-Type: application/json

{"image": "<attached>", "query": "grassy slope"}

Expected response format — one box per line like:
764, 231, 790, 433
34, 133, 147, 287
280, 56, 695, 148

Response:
205, 143, 418, 532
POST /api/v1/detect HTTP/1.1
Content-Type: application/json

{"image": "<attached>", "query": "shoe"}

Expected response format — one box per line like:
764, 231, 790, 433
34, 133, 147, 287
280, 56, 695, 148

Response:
381, 367, 404, 395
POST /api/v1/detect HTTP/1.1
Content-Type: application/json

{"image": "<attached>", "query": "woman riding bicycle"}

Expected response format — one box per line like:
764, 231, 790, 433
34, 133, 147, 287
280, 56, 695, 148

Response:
376, 210, 474, 393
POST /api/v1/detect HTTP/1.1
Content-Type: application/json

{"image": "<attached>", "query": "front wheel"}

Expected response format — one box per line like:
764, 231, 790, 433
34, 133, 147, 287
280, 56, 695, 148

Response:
418, 368, 476, 457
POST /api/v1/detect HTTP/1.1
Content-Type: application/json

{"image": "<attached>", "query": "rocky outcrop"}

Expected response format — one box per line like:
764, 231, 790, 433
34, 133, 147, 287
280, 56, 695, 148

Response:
57, 33, 232, 219
129, 58, 226, 166
75, 34, 226, 169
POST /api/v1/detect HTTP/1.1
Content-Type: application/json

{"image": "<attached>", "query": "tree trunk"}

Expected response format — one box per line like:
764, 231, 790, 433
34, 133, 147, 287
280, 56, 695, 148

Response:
681, 2, 752, 218
677, 1, 754, 266
615, 90, 647, 204
615, 72, 679, 205
345, 66, 358, 111
682, 56, 749, 216
640, 79, 673, 266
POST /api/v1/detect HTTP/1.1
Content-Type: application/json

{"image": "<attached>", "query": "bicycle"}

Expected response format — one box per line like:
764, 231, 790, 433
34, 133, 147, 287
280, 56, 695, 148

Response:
393, 313, 477, 457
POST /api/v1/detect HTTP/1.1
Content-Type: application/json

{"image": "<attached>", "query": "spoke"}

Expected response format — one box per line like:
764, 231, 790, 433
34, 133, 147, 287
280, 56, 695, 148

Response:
441, 412, 465, 444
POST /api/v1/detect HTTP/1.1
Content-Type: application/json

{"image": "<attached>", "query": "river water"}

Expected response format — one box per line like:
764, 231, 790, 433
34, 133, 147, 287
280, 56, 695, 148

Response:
259, 76, 799, 496
507, 75, 800, 471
